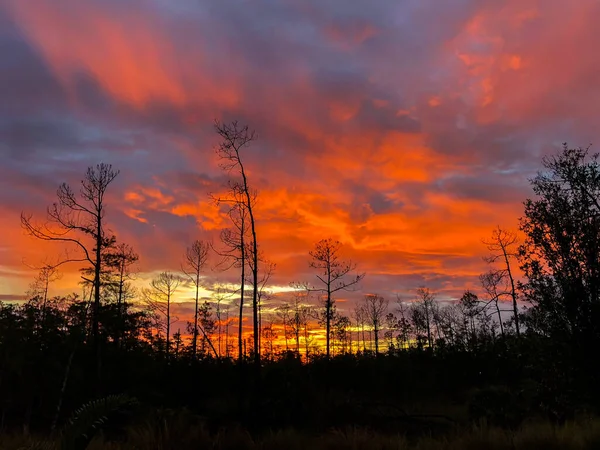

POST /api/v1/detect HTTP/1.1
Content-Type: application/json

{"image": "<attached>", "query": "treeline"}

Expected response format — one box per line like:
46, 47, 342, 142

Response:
3, 130, 600, 439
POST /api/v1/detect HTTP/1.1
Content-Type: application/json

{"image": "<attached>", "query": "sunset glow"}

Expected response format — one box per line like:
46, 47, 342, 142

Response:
1, 0, 599, 341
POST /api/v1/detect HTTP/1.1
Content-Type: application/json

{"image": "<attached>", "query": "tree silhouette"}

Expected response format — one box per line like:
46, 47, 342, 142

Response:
214, 120, 261, 368
520, 144, 600, 348
483, 227, 520, 336
142, 272, 180, 357
104, 242, 138, 347
302, 239, 364, 358
362, 294, 389, 354
183, 240, 216, 358
215, 200, 248, 361
415, 287, 436, 349
21, 163, 119, 388
479, 270, 508, 336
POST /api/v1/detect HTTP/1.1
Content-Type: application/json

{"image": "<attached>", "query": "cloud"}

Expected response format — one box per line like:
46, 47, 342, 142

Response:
1, 0, 598, 319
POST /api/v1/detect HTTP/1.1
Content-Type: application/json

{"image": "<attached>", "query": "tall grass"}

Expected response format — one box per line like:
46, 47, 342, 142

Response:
6, 417, 600, 450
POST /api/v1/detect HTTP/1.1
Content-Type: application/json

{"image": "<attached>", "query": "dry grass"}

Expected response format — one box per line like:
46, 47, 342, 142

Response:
5, 417, 600, 450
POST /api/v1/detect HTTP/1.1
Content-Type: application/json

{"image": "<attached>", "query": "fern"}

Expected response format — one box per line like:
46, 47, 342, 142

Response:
59, 394, 138, 450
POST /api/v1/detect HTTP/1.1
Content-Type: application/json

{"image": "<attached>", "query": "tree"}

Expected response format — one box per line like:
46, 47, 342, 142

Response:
143, 272, 180, 357
303, 239, 364, 358
21, 163, 119, 386
415, 287, 436, 349
215, 201, 248, 361
198, 301, 217, 356
183, 240, 216, 358
276, 303, 292, 352
105, 243, 138, 308
255, 259, 275, 356
520, 144, 600, 347
480, 270, 508, 336
104, 243, 138, 347
458, 290, 480, 346
214, 120, 261, 367
212, 285, 233, 357
288, 291, 305, 355
261, 322, 277, 360
362, 294, 389, 354
353, 304, 367, 351
27, 264, 61, 321
394, 299, 413, 350
332, 314, 351, 354
483, 227, 521, 336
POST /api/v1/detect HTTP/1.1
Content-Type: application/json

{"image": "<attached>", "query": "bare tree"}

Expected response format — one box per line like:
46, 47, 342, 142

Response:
214, 120, 261, 367
21, 163, 119, 385
103, 243, 138, 347
255, 259, 275, 355
416, 287, 437, 349
483, 226, 521, 336
362, 294, 389, 354
143, 272, 180, 357
27, 264, 61, 310
352, 304, 366, 352
480, 270, 510, 336
395, 298, 413, 350
214, 201, 248, 361
331, 313, 351, 354
458, 290, 481, 347
105, 243, 138, 307
300, 304, 315, 360
276, 302, 292, 352
212, 285, 233, 357
183, 240, 217, 357
300, 238, 364, 358
197, 301, 217, 356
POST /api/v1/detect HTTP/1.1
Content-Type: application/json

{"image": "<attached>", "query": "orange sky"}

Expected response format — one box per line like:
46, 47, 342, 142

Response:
1, 0, 599, 332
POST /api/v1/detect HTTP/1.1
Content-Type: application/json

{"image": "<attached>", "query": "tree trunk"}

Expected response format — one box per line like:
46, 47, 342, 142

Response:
93, 210, 102, 390
193, 272, 200, 358
503, 249, 520, 336
238, 238, 245, 362
496, 302, 505, 336
326, 265, 332, 358
166, 290, 171, 358
374, 320, 379, 354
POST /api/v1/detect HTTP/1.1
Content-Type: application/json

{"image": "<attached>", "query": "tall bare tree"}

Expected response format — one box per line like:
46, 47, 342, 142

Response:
459, 290, 481, 347
480, 270, 509, 336
212, 285, 233, 357
415, 287, 437, 349
483, 226, 521, 336
143, 272, 180, 357
103, 243, 138, 347
276, 303, 292, 352
301, 239, 365, 357
362, 294, 389, 354
183, 240, 216, 357
214, 201, 248, 361
352, 304, 366, 352
255, 259, 275, 356
27, 264, 61, 310
289, 292, 304, 354
105, 243, 138, 308
21, 163, 119, 385
214, 120, 261, 367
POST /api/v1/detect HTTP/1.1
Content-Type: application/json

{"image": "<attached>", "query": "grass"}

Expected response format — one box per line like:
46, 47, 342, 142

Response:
4, 417, 600, 450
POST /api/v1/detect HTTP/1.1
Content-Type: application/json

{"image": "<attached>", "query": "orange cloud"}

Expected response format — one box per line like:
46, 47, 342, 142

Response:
2, 0, 593, 324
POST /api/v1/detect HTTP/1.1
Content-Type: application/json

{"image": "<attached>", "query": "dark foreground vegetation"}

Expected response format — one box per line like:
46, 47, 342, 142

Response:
1, 315, 600, 449
4, 137, 600, 448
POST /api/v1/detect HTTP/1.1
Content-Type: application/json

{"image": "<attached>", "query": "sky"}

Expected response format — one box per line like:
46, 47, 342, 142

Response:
1, 0, 599, 325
